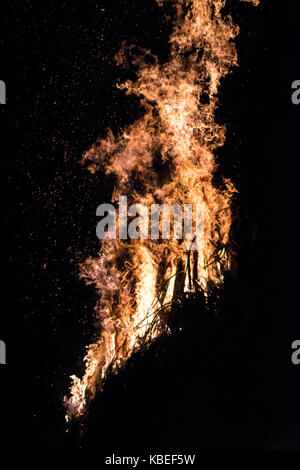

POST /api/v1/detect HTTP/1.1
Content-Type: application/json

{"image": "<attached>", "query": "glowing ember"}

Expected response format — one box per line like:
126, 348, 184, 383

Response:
64, 0, 259, 420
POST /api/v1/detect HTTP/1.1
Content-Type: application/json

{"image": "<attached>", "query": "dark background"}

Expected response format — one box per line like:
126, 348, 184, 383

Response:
0, 0, 299, 450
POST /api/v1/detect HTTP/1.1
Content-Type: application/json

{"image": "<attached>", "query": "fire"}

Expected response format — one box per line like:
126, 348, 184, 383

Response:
65, 0, 259, 420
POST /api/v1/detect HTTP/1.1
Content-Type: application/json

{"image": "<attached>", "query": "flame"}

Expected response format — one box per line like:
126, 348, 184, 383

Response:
65, 0, 259, 419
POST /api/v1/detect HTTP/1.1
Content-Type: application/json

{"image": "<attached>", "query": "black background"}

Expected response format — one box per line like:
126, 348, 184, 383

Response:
0, 0, 299, 450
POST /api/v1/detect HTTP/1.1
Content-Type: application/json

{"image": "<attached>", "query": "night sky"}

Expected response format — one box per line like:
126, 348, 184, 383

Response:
0, 0, 299, 451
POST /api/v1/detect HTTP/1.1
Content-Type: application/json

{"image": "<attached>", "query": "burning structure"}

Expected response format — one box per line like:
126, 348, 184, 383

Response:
65, 0, 259, 420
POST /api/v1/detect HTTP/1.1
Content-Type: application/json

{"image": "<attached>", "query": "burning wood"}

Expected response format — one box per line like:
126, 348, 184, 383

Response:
64, 0, 259, 420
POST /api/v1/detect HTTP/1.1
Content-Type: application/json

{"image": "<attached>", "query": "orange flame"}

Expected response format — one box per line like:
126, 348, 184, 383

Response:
65, 0, 259, 420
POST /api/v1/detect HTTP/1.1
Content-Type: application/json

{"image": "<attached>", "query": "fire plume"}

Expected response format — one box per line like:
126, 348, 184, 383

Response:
65, 0, 259, 420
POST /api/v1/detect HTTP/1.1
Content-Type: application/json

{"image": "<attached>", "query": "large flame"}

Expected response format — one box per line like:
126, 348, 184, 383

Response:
65, 0, 259, 419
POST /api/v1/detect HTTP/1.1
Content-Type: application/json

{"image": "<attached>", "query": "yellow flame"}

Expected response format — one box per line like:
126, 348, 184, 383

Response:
65, 0, 259, 419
